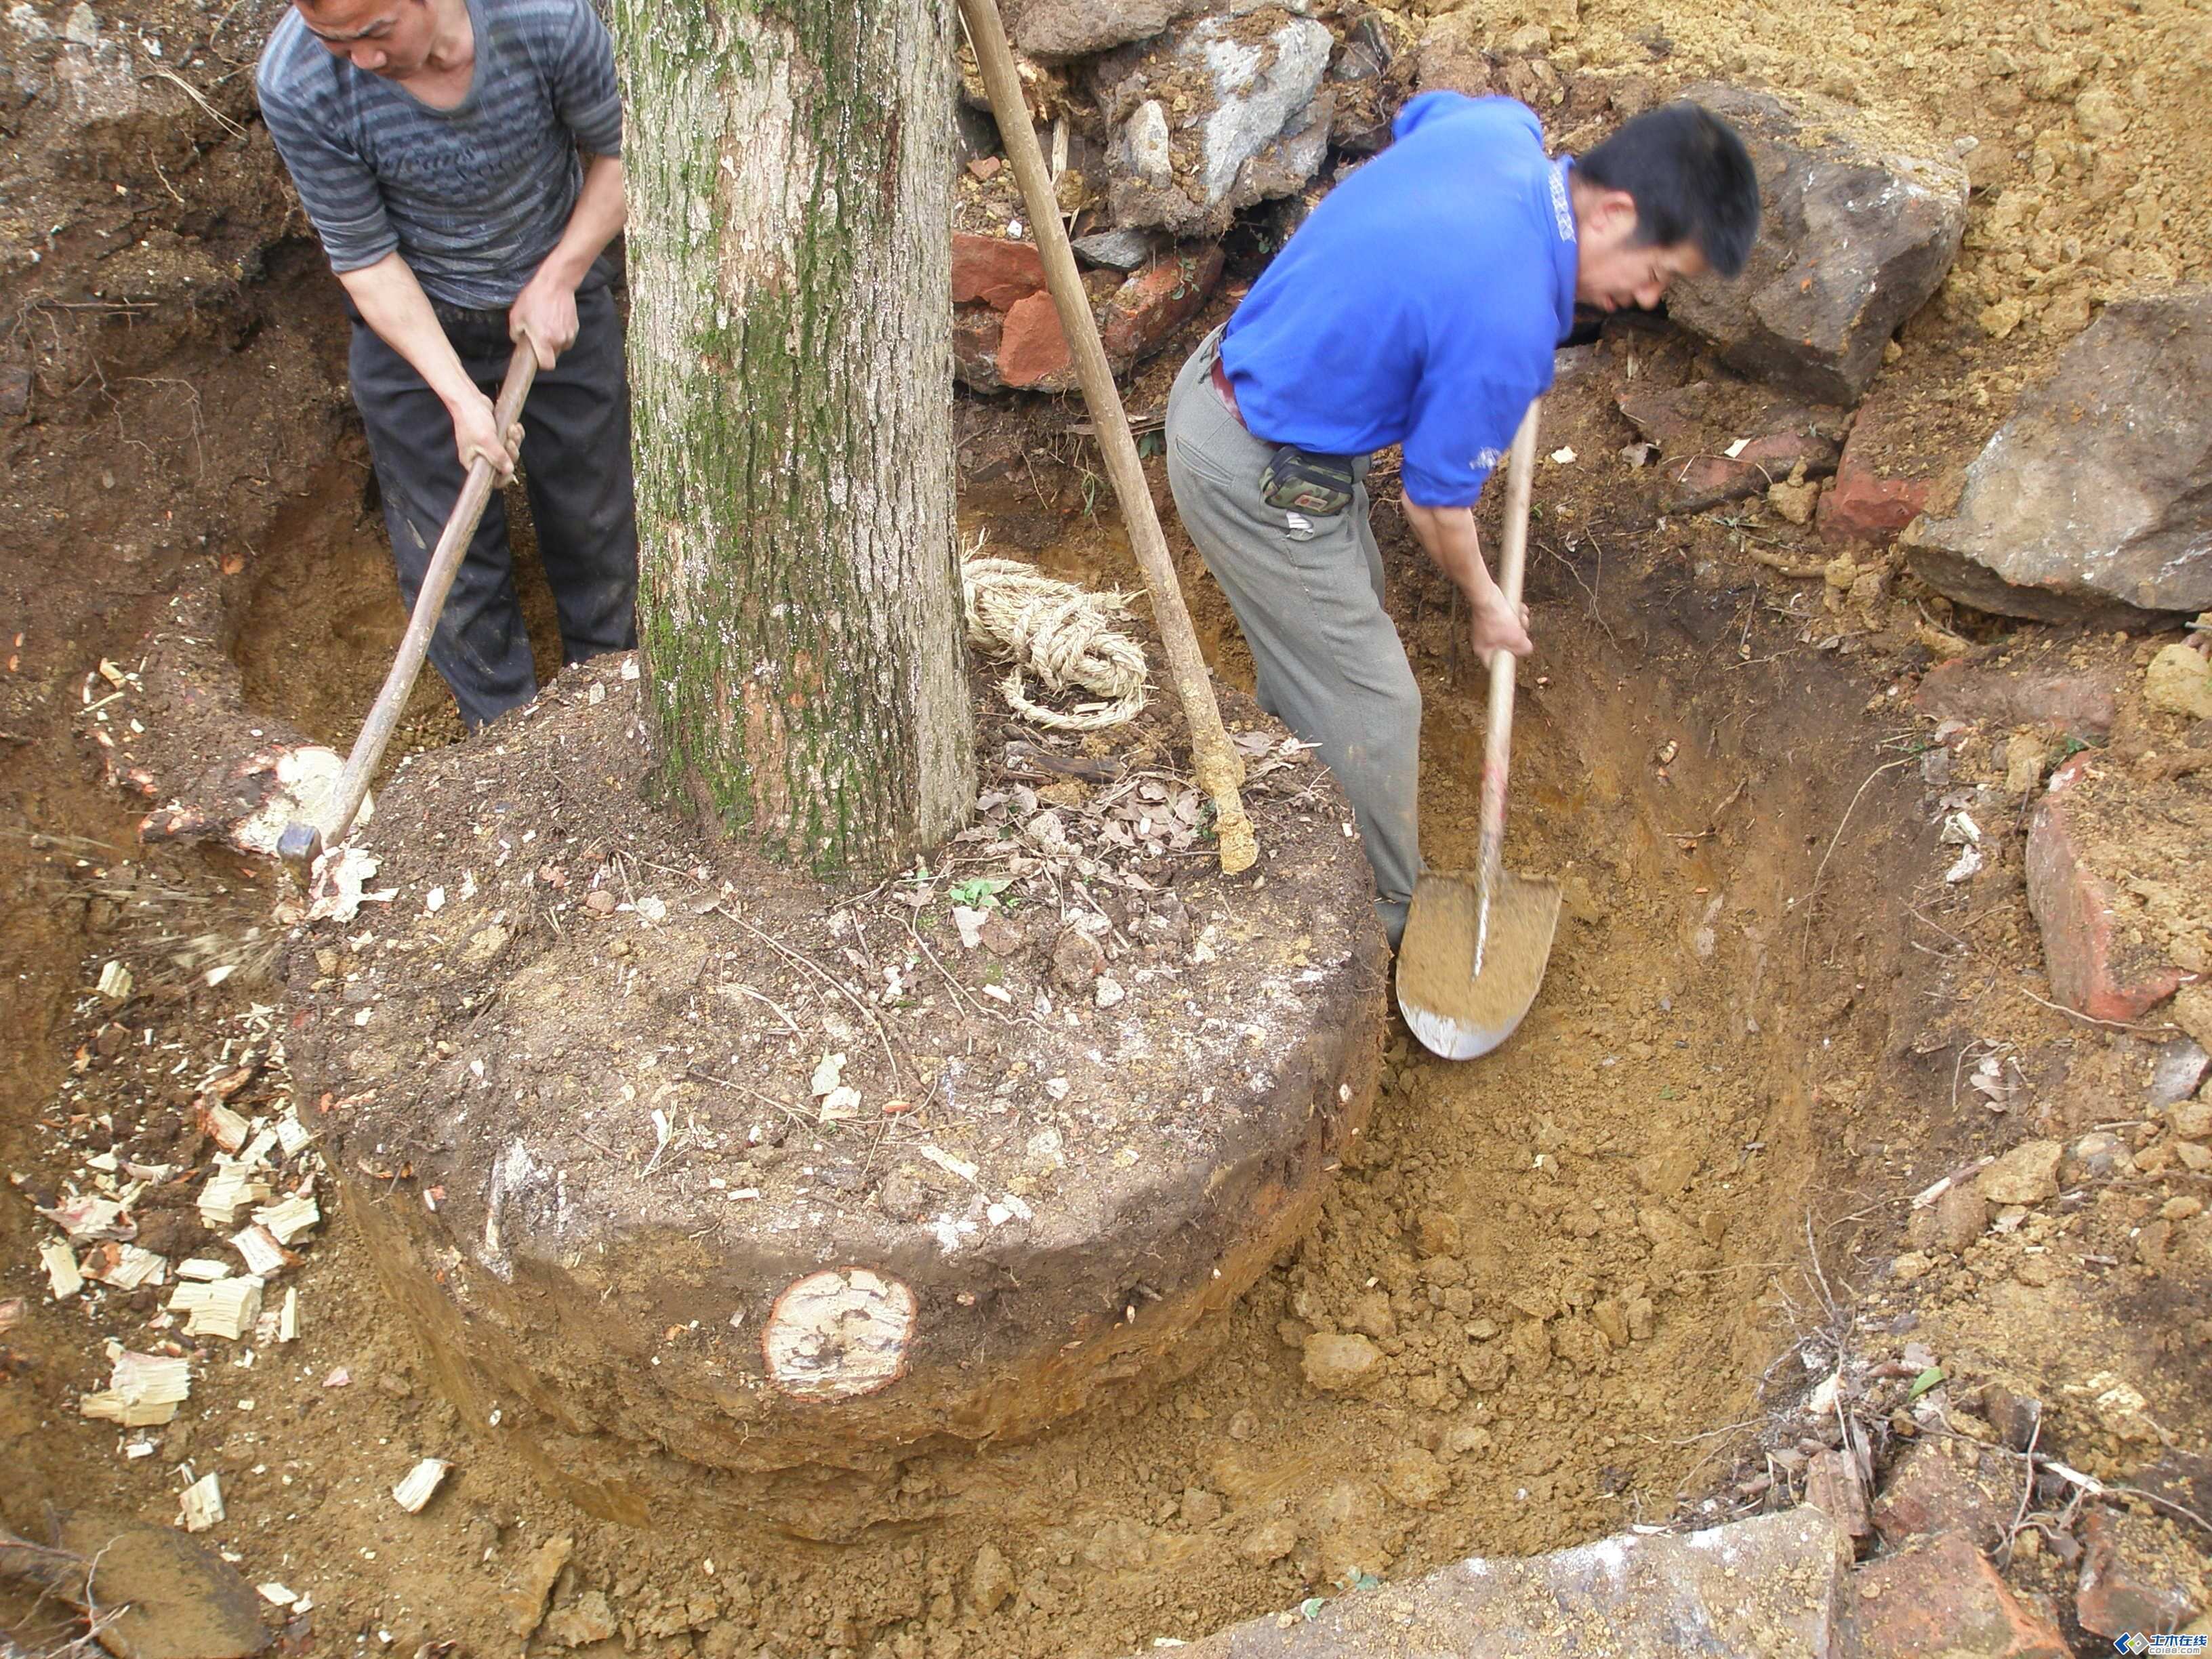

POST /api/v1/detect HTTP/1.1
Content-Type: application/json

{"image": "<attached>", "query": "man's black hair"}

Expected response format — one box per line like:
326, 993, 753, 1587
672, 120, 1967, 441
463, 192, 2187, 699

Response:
1578, 103, 1761, 279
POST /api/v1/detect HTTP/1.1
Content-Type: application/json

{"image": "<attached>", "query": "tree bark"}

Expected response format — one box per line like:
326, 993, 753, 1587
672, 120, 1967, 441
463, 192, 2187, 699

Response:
612, 0, 974, 872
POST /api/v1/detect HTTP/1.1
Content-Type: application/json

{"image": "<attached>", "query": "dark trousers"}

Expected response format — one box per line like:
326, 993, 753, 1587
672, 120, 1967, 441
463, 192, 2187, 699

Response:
349, 281, 639, 730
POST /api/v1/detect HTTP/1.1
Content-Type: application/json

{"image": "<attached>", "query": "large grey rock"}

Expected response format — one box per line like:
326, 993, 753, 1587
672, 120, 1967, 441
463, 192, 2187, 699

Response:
1102, 12, 1334, 235
1149, 1509, 1850, 1657
1014, 0, 1186, 57
1665, 86, 1966, 405
1904, 290, 2212, 622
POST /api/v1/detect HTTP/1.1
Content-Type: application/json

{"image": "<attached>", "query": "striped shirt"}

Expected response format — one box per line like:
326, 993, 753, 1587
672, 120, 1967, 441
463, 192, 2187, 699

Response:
256, 0, 623, 310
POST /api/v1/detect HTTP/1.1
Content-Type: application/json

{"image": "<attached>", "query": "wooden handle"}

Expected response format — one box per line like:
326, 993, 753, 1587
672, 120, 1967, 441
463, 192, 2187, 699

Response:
1475, 400, 1543, 901
956, 0, 1256, 874
319, 342, 538, 846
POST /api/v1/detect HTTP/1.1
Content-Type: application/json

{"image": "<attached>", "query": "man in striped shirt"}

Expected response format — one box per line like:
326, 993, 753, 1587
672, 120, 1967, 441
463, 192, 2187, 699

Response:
258, 0, 636, 729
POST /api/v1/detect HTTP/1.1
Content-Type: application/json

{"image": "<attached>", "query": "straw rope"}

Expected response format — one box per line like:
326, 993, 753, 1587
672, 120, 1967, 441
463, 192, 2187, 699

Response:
960, 552, 1150, 731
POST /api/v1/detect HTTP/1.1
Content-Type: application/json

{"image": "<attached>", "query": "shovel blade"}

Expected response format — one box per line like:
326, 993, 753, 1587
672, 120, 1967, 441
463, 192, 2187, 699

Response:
1395, 868, 1563, 1060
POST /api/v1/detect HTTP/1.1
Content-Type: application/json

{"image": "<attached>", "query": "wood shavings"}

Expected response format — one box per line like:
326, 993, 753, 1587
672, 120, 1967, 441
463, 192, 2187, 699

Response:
39, 1238, 83, 1300
80, 1349, 192, 1426
179, 1471, 224, 1532
392, 1457, 452, 1513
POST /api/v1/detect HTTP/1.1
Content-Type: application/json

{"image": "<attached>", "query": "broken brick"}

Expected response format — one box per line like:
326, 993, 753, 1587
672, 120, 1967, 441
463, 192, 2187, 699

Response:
1843, 1531, 2067, 1658
2026, 756, 2186, 1022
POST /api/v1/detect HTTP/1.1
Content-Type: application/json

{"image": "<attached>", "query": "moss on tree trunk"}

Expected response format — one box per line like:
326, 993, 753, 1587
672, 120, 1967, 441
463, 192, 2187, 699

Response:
611, 0, 973, 872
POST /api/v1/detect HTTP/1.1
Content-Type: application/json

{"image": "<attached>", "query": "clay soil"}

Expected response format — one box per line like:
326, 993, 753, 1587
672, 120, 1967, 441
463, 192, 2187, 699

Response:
4, 0, 2210, 1655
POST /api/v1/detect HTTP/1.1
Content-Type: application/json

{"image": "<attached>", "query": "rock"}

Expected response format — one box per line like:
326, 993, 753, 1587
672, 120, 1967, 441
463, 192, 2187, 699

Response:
1818, 401, 1937, 544
2064, 1132, 2136, 1185
0, 362, 29, 421
1072, 228, 1158, 270
1871, 1442, 2016, 1550
996, 290, 1073, 388
1051, 926, 1106, 989
2026, 756, 2186, 1021
2150, 1040, 2210, 1109
1301, 1331, 1383, 1392
56, 1517, 270, 1659
1913, 659, 2117, 739
2174, 1097, 2212, 1139
1840, 1531, 2068, 1659
957, 243, 1221, 392
1104, 16, 1333, 236
1099, 245, 1225, 363
1975, 1140, 2064, 1206
1906, 1183, 1988, 1255
1973, 1384, 2043, 1453
1172, 1509, 1849, 1657
1237, 1515, 1299, 1565
1083, 1517, 1153, 1572
1345, 1289, 1395, 1340
1383, 1447, 1450, 1508
504, 1536, 575, 1639
1416, 1209, 1462, 1256
1904, 291, 2212, 623
2144, 643, 2212, 720
2074, 1510, 2201, 1640
542, 1590, 617, 1649
1123, 99, 1172, 188
878, 1167, 928, 1222
951, 233, 1046, 310
1012, 0, 1185, 58
1180, 1486, 1225, 1528
967, 1542, 1017, 1614
1664, 86, 1967, 405
1803, 1448, 1871, 1540
1769, 476, 1820, 524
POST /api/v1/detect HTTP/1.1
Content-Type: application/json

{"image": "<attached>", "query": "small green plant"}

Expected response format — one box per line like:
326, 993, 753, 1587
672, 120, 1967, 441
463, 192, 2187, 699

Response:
949, 876, 1012, 910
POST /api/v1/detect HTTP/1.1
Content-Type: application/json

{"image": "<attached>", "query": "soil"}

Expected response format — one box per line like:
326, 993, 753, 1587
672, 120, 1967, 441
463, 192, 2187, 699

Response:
4, 1, 2210, 1658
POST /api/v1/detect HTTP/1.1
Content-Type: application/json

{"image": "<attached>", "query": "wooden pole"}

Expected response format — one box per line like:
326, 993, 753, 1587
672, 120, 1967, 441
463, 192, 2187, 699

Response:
954, 0, 1257, 874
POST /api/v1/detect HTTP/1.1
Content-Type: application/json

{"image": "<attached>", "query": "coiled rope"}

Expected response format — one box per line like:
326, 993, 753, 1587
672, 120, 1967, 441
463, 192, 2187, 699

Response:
961, 551, 1150, 731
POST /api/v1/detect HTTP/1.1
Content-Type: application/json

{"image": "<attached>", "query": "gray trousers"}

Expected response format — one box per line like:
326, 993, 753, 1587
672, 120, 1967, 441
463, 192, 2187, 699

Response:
1165, 327, 1420, 943
348, 270, 638, 731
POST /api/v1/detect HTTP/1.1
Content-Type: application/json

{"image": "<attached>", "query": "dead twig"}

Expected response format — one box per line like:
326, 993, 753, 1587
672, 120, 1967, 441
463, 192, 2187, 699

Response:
2014, 983, 2184, 1038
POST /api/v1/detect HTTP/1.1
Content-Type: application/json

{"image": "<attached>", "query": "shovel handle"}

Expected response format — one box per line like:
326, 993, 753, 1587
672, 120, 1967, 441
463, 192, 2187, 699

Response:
1475, 400, 1543, 903
296, 342, 537, 872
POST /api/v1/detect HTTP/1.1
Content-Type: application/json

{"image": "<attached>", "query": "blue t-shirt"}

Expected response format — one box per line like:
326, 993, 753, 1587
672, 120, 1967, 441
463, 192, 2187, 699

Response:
1220, 94, 1578, 508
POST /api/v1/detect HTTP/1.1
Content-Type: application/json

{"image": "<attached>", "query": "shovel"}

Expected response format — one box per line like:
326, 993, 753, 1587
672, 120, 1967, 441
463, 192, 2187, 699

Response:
1395, 398, 1561, 1060
277, 340, 538, 886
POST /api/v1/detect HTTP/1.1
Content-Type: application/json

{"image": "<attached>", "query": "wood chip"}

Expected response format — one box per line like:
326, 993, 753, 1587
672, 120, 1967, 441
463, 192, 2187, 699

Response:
278, 1286, 298, 1343
177, 1258, 231, 1282
274, 1115, 313, 1158
198, 1102, 250, 1153
87, 1243, 167, 1290
183, 1275, 263, 1341
197, 1166, 270, 1229
39, 1238, 83, 1300
230, 1225, 289, 1277
179, 1471, 224, 1532
917, 1145, 979, 1185
392, 1457, 452, 1513
80, 1349, 192, 1427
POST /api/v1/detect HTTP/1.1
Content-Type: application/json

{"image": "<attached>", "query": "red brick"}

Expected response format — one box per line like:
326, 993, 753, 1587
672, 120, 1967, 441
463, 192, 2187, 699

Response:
1820, 405, 1936, 544
996, 290, 1072, 388
1099, 245, 1223, 366
1805, 1449, 1872, 1541
1914, 659, 2117, 738
2074, 1509, 2201, 1640
1844, 1532, 2068, 1658
951, 233, 1045, 310
1872, 1442, 2015, 1551
2026, 756, 2186, 1022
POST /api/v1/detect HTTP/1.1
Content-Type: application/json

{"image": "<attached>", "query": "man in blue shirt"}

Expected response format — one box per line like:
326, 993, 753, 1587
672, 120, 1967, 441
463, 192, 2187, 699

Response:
1166, 93, 1758, 946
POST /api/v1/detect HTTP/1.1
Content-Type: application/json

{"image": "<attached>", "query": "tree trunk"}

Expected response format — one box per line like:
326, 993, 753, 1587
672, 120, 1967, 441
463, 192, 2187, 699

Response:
611, 0, 974, 872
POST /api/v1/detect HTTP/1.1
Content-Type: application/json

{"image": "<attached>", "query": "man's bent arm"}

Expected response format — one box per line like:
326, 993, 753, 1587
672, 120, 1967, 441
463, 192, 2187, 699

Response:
339, 253, 516, 478
1401, 499, 1532, 660
539, 153, 625, 291
510, 154, 625, 366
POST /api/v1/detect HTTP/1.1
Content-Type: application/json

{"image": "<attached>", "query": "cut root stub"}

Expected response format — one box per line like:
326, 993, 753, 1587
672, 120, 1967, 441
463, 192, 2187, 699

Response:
762, 1269, 918, 1404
